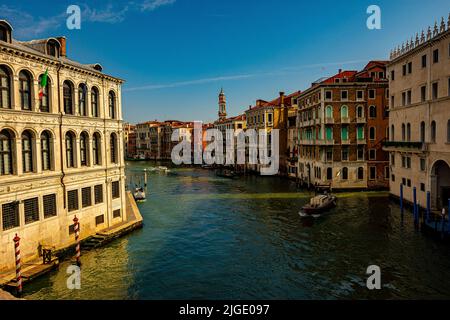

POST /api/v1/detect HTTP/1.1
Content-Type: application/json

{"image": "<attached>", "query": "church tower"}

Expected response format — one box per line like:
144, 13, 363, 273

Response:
218, 88, 227, 120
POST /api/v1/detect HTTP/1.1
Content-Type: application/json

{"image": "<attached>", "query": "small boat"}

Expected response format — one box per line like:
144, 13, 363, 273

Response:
157, 166, 169, 173
299, 194, 337, 217
216, 169, 237, 179
133, 187, 146, 202
138, 154, 146, 160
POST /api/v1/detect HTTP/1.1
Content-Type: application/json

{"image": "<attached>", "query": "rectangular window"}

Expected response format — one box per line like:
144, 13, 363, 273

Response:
369, 149, 376, 160
420, 183, 425, 192
341, 127, 348, 140
391, 154, 395, 166
402, 92, 406, 106
2, 202, 19, 230
357, 126, 364, 140
325, 91, 332, 101
421, 85, 427, 102
402, 64, 407, 76
392, 174, 395, 182
432, 82, 438, 100
369, 167, 376, 180
422, 54, 427, 68
402, 177, 407, 186
420, 158, 426, 171
390, 70, 395, 81
341, 90, 348, 101
94, 185, 103, 204
113, 209, 121, 219
68, 190, 79, 212
407, 62, 412, 74
112, 181, 120, 199
407, 179, 412, 187
82, 187, 92, 208
342, 147, 349, 161
448, 77, 450, 97
357, 146, 364, 161
368, 89, 375, 99
433, 49, 439, 63
356, 90, 364, 100
24, 197, 39, 224
95, 214, 105, 226
43, 194, 57, 218
391, 95, 395, 107
384, 166, 389, 179
407, 90, 412, 105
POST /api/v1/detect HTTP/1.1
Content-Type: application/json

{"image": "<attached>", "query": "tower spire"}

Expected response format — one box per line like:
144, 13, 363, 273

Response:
218, 88, 227, 120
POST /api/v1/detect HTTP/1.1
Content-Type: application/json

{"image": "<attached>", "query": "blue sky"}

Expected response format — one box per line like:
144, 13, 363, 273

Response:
1, 0, 448, 123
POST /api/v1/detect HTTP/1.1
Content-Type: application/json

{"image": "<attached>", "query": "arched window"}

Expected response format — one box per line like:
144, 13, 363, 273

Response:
65, 132, 75, 168
63, 81, 74, 115
46, 41, 59, 58
78, 83, 87, 116
420, 122, 426, 143
369, 127, 376, 140
402, 123, 406, 141
341, 105, 348, 118
22, 130, 33, 173
342, 167, 348, 180
80, 132, 89, 166
369, 105, 377, 118
110, 133, 117, 164
0, 129, 13, 175
39, 74, 51, 112
93, 132, 101, 165
447, 120, 450, 143
326, 106, 333, 118
391, 125, 395, 141
41, 131, 51, 171
327, 167, 332, 180
19, 70, 32, 111
406, 123, 411, 142
358, 167, 364, 180
431, 121, 436, 143
109, 91, 116, 119
0, 66, 11, 109
357, 106, 364, 118
91, 87, 99, 118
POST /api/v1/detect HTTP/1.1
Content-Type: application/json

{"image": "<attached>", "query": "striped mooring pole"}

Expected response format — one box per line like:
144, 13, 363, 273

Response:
13, 234, 22, 295
73, 216, 81, 267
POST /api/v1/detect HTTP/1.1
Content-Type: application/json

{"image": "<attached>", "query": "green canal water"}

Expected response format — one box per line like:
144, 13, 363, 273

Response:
24, 161, 450, 299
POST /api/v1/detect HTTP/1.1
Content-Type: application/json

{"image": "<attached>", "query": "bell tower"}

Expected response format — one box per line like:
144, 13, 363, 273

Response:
218, 88, 227, 120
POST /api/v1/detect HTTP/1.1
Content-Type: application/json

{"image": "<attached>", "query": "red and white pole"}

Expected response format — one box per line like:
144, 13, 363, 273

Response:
13, 234, 22, 295
73, 216, 81, 267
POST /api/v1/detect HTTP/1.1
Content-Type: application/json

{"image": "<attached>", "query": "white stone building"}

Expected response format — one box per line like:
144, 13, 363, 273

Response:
0, 20, 128, 271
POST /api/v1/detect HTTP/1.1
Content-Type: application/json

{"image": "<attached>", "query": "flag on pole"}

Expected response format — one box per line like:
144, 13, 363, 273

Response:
38, 69, 48, 100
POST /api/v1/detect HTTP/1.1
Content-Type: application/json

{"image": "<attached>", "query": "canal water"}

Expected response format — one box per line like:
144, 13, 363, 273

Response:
25, 161, 450, 300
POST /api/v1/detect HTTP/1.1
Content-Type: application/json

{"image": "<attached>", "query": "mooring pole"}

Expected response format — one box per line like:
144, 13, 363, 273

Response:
400, 183, 404, 219
448, 199, 450, 234
426, 191, 431, 223
413, 187, 418, 228
73, 215, 81, 267
13, 234, 22, 296
144, 168, 148, 188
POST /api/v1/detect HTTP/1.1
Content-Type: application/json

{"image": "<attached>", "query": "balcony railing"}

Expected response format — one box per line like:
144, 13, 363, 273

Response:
325, 117, 334, 124
383, 141, 427, 152
356, 117, 366, 123
341, 139, 351, 145
341, 117, 350, 124
357, 138, 366, 144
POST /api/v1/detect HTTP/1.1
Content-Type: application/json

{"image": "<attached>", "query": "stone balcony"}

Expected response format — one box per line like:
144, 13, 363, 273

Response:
341, 117, 350, 124
357, 138, 366, 145
382, 141, 428, 153
341, 139, 351, 145
356, 117, 366, 124
325, 117, 334, 124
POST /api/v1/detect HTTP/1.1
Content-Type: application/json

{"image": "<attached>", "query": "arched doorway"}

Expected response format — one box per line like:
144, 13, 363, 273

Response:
431, 160, 450, 210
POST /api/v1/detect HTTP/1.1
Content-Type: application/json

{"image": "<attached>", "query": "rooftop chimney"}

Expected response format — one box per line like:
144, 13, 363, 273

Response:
338, 69, 342, 74
56, 36, 67, 57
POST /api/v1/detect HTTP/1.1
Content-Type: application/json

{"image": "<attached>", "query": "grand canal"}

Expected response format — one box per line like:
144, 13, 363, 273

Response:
25, 161, 450, 300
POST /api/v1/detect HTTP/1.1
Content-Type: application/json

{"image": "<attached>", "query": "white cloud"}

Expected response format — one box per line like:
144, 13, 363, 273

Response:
141, 0, 176, 12
82, 4, 130, 24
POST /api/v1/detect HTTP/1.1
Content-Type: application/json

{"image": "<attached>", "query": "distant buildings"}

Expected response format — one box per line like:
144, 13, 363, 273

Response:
124, 123, 136, 159
385, 17, 450, 210
0, 20, 130, 271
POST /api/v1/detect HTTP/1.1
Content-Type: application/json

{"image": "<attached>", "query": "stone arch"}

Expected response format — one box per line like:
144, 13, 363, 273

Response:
430, 160, 450, 210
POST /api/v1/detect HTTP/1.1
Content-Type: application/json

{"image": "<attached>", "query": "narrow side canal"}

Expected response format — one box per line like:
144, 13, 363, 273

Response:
25, 161, 450, 299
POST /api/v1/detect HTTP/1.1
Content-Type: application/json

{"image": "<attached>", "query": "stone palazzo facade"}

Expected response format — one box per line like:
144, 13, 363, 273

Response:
385, 17, 450, 210
0, 20, 127, 271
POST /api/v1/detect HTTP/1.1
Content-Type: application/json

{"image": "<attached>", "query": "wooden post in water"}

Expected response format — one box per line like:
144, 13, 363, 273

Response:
413, 187, 418, 228
13, 234, 22, 296
400, 183, 404, 220
73, 215, 81, 267
426, 191, 431, 223
144, 169, 148, 188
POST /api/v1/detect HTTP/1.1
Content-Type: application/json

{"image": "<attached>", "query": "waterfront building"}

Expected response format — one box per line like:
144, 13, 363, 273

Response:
385, 17, 450, 210
123, 123, 136, 159
135, 121, 159, 159
0, 20, 130, 271
295, 61, 390, 190
245, 92, 297, 175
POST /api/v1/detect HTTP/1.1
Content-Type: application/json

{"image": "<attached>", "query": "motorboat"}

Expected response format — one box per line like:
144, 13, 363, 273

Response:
299, 194, 337, 217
